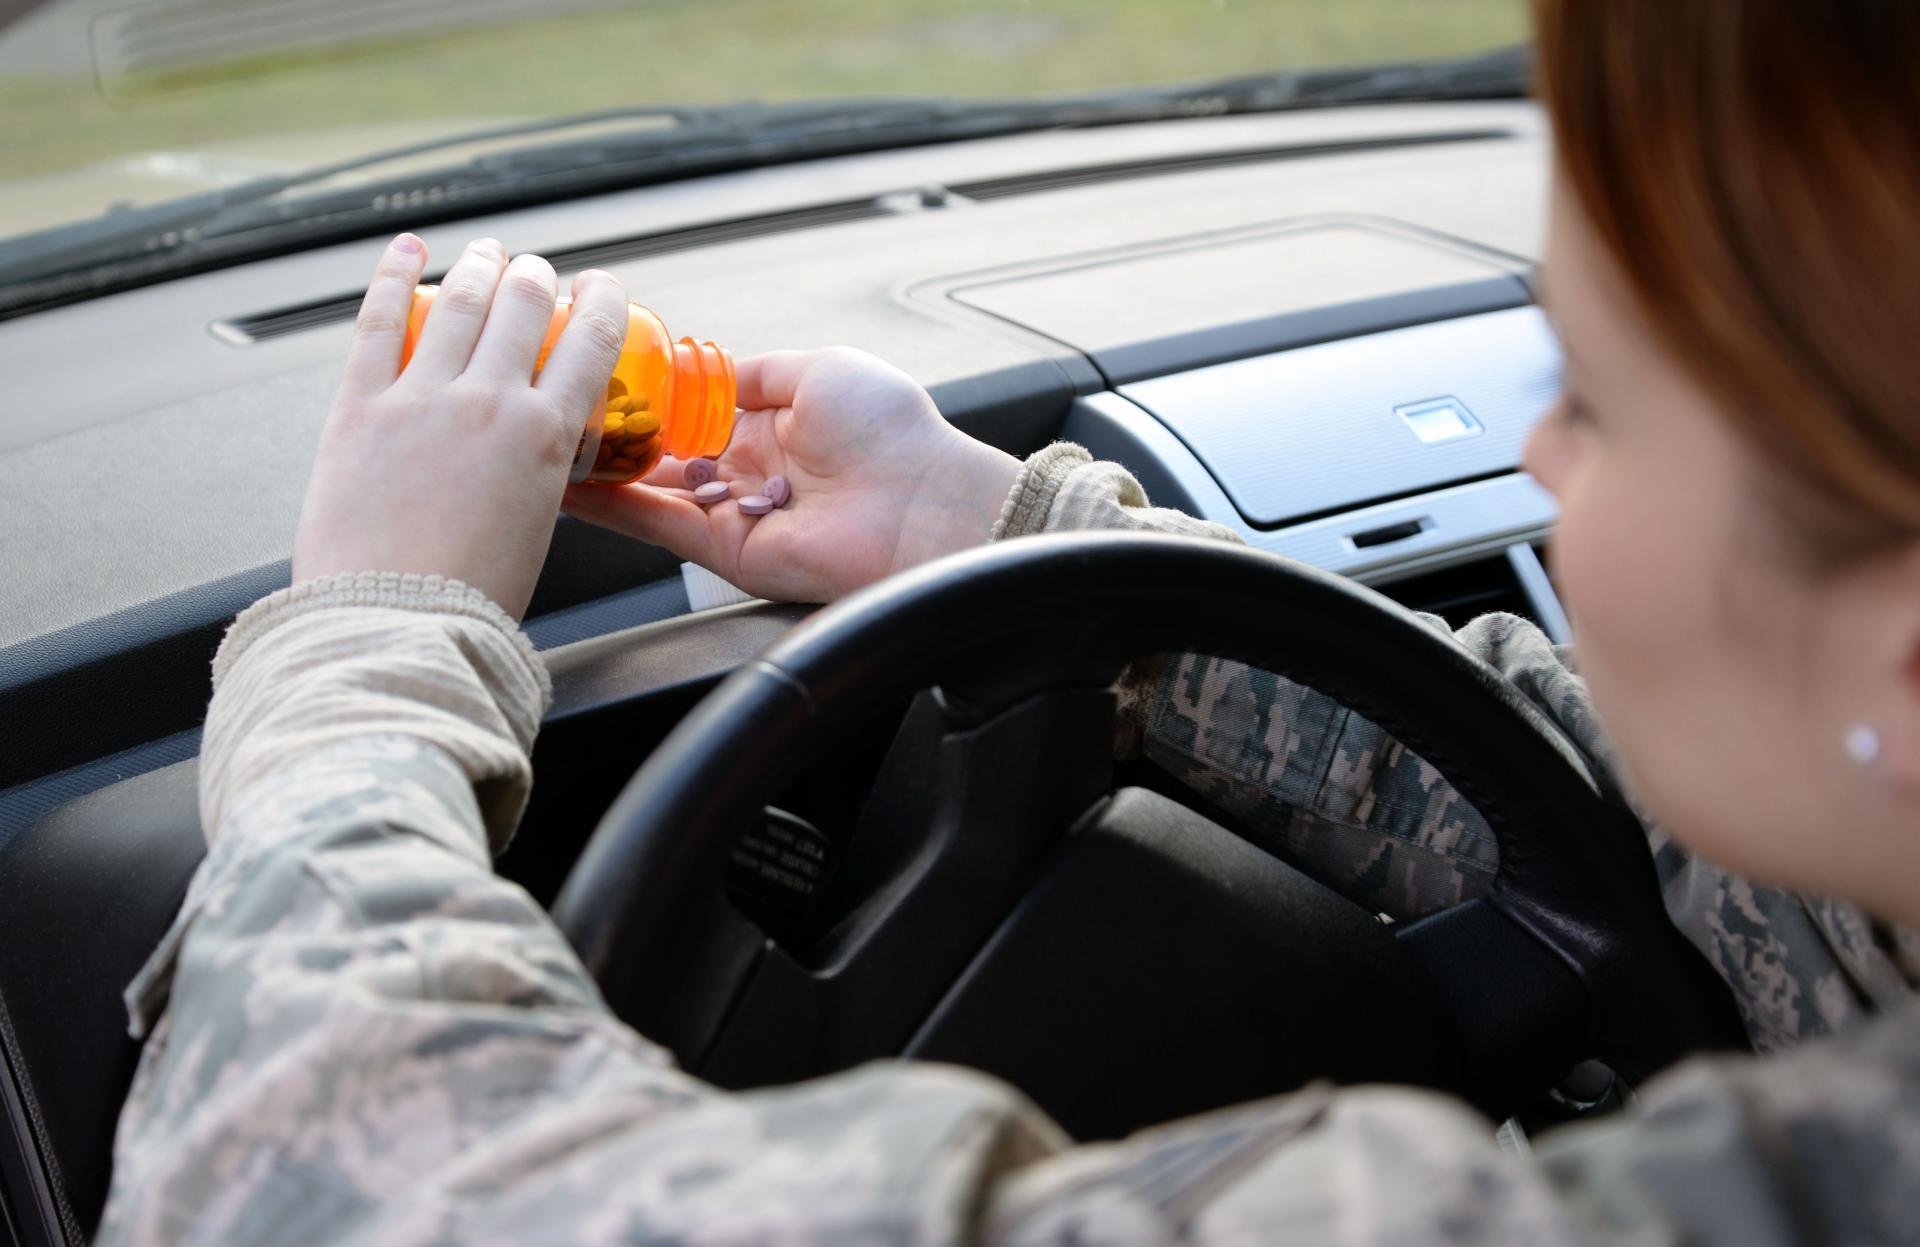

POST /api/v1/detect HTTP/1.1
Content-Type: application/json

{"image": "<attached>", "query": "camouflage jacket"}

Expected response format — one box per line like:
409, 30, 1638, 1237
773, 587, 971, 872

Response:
99, 452, 1920, 1244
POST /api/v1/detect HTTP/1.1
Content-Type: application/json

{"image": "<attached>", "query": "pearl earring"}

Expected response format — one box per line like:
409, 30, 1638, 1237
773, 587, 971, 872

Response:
1845, 724, 1882, 769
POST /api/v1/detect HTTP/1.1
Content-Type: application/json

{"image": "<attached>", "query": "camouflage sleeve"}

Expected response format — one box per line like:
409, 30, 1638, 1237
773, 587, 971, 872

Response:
101, 726, 1071, 1244
192, 570, 552, 853
1141, 634, 1499, 923
98, 568, 1920, 1243
98, 580, 1067, 1243
1139, 612, 1599, 923
1003, 445, 1920, 1051
103, 728, 1920, 1247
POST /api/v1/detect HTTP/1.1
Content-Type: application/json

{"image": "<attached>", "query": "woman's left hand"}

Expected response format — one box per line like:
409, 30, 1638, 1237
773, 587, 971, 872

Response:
292, 234, 629, 618
561, 346, 1019, 603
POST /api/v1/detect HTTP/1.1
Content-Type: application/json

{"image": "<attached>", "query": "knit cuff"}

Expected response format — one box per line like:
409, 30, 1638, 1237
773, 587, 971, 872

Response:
990, 443, 1096, 541
214, 571, 551, 709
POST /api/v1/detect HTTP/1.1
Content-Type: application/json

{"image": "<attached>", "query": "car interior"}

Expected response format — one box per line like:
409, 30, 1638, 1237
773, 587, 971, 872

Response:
0, 26, 1752, 1245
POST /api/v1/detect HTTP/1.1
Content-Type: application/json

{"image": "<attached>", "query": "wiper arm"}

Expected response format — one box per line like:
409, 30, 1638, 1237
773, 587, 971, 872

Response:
0, 102, 741, 285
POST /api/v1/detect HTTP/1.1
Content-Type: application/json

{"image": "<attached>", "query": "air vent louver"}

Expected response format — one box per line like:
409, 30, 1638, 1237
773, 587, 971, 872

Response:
1376, 550, 1539, 632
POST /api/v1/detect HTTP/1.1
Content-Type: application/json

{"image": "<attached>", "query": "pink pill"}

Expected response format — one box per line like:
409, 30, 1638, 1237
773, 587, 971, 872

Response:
682, 458, 717, 489
763, 474, 790, 507
693, 481, 732, 506
737, 495, 775, 516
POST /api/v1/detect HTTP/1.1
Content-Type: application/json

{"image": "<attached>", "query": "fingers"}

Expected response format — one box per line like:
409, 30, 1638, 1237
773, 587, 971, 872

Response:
641, 455, 718, 491
404, 237, 508, 383
536, 269, 628, 419
340, 234, 427, 401
465, 253, 559, 383
732, 350, 823, 412
562, 481, 717, 567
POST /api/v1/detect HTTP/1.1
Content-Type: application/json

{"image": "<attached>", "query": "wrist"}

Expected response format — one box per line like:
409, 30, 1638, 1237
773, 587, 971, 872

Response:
889, 433, 1021, 578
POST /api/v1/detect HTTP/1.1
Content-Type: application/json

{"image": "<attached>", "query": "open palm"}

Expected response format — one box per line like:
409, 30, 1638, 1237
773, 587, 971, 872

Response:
563, 348, 1019, 603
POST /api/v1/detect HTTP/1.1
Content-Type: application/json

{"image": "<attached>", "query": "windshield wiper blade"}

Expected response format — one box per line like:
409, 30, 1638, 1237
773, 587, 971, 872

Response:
0, 45, 1527, 311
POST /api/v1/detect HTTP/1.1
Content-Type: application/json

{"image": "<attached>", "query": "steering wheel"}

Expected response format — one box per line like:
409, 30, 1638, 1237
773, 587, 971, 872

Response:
552, 532, 1747, 1137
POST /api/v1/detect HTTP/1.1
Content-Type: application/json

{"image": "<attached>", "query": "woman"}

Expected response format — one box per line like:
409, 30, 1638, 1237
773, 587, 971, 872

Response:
101, 2, 1920, 1242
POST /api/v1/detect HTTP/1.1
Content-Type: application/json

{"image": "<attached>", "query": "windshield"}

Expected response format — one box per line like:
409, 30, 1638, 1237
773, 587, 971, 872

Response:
3, 1, 1527, 241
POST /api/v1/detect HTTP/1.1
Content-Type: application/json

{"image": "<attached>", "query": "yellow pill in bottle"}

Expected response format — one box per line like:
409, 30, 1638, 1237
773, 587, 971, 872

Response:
402, 285, 735, 484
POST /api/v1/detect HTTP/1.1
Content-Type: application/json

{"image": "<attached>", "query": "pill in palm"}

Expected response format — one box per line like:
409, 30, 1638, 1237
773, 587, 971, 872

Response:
694, 481, 732, 505
738, 495, 775, 516
683, 458, 718, 489
763, 474, 790, 507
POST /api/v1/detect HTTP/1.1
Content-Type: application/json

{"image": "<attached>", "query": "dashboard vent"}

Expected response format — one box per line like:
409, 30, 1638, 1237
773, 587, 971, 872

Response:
214, 198, 890, 344
1374, 543, 1562, 637
949, 128, 1511, 202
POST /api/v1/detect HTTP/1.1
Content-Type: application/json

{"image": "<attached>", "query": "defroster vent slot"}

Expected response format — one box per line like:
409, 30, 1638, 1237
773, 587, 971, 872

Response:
213, 198, 889, 344
949, 128, 1511, 201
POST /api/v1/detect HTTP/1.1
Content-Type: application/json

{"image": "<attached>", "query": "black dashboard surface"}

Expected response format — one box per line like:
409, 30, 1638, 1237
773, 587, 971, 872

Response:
0, 100, 1550, 821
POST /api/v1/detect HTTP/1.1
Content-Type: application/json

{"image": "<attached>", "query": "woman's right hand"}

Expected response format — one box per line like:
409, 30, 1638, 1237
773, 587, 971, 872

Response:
293, 235, 629, 619
561, 347, 1020, 603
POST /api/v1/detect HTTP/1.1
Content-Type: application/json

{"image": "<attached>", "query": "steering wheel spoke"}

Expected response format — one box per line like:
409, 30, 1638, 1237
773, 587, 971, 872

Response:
701, 682, 1117, 1086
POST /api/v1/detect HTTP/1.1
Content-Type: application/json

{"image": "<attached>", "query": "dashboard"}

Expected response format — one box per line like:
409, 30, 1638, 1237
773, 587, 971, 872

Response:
0, 97, 1566, 838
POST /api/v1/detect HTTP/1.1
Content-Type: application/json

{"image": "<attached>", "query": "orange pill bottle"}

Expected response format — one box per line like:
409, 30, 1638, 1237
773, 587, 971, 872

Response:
403, 286, 736, 484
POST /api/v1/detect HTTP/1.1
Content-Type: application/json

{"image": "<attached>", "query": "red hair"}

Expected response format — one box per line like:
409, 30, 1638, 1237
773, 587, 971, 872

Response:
1534, 1, 1920, 547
